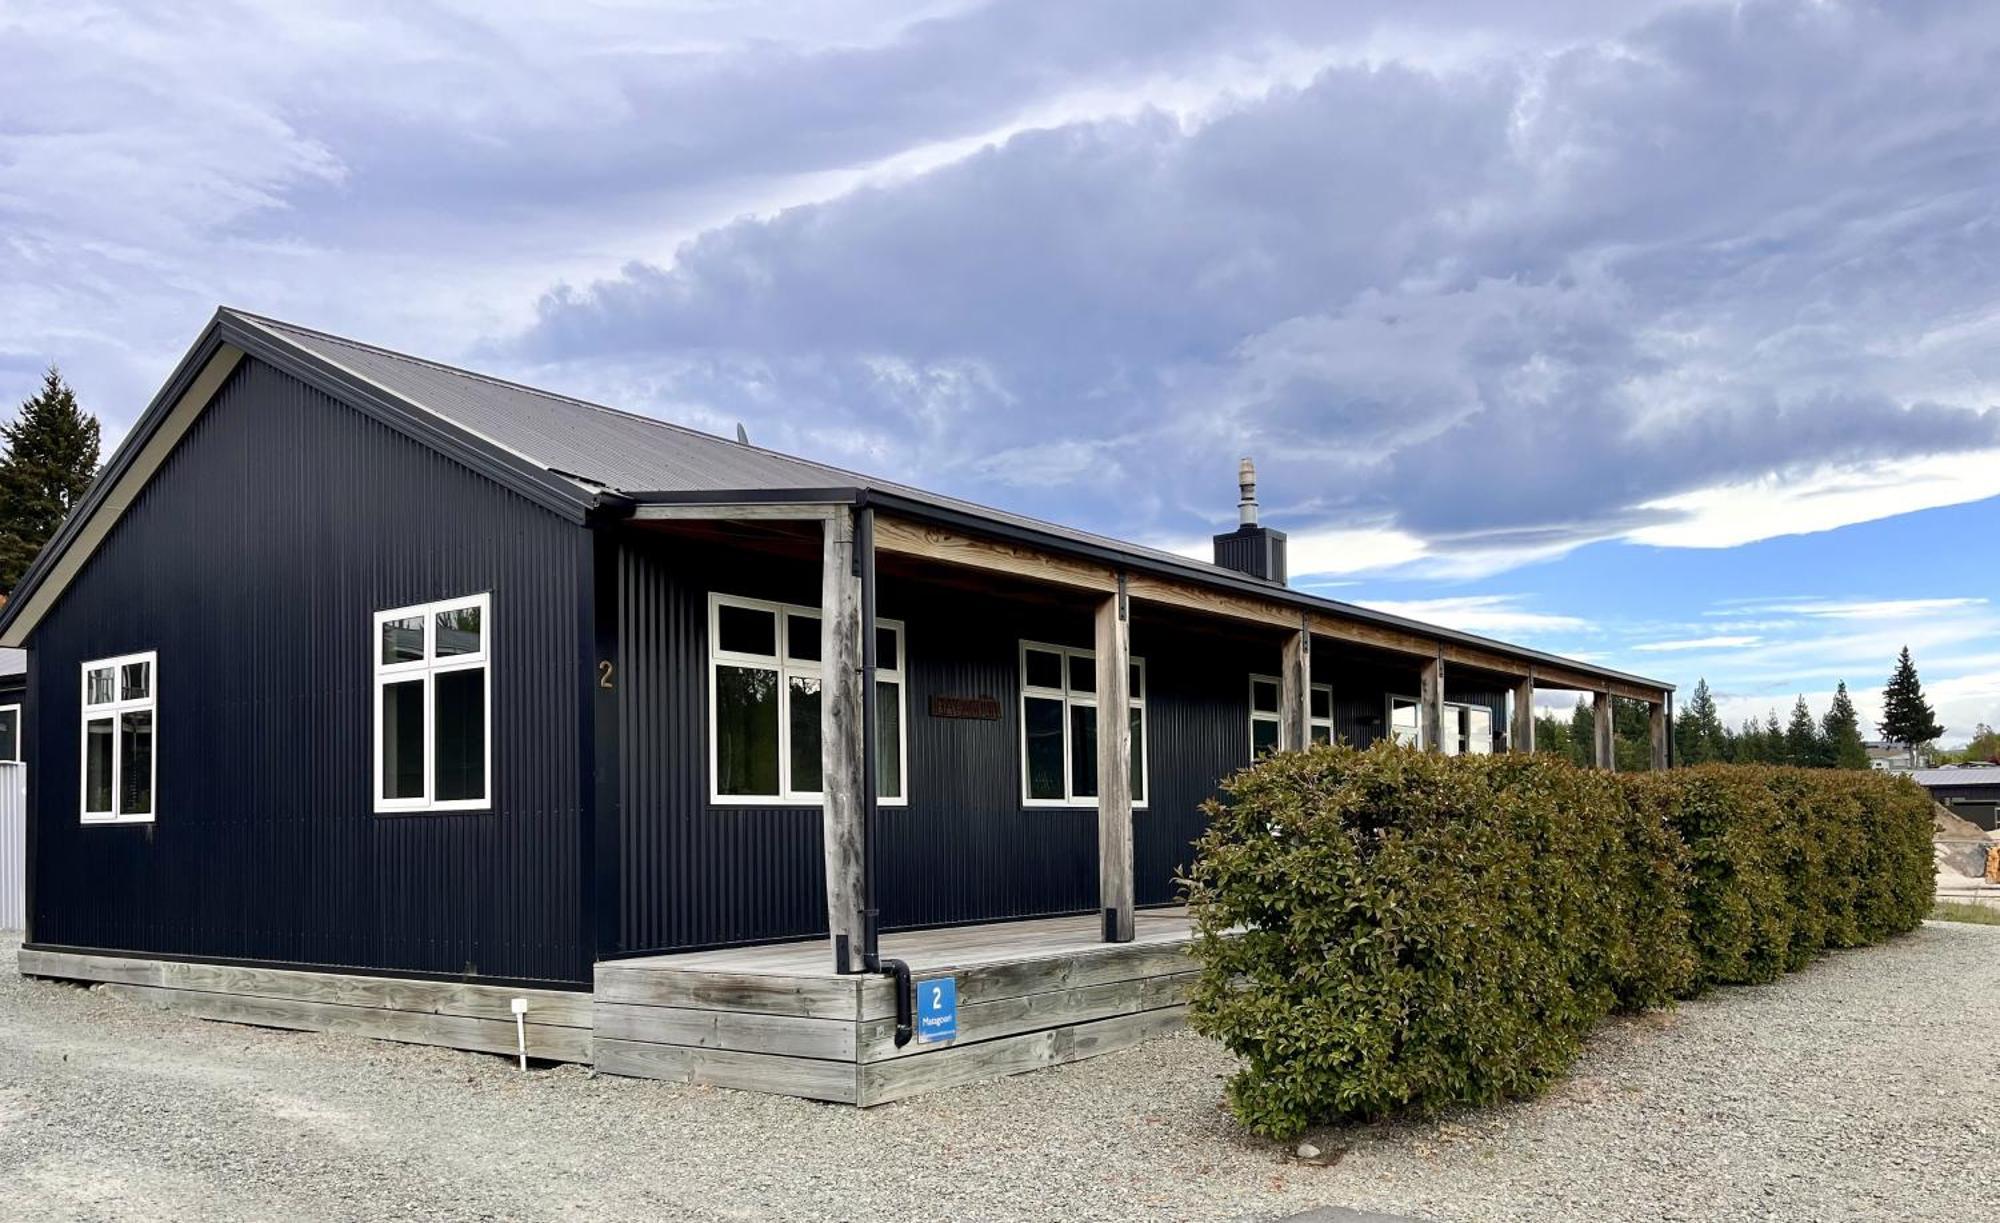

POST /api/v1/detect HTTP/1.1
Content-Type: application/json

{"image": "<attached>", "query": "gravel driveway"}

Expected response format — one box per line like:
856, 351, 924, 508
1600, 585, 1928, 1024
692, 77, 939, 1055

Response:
2, 923, 1994, 1223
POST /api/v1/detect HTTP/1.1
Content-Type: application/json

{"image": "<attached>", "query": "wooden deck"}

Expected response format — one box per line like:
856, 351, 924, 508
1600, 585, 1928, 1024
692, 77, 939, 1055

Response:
593, 907, 1200, 1105
17, 948, 595, 1062
19, 909, 1206, 1105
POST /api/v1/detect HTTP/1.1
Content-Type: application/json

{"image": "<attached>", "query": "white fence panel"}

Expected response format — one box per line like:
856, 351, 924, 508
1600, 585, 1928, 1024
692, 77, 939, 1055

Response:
0, 763, 23, 931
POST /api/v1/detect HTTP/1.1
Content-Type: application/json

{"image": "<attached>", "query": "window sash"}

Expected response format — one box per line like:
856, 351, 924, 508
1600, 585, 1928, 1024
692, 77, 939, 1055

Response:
707, 594, 906, 806
1386, 695, 1494, 753
1388, 695, 1423, 747
0, 704, 19, 764
1250, 676, 1334, 753
373, 594, 491, 813
1019, 640, 1146, 808
79, 650, 156, 824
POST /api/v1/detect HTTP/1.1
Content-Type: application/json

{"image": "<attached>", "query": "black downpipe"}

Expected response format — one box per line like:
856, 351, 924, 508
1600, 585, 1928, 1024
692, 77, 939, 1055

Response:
855, 503, 914, 1047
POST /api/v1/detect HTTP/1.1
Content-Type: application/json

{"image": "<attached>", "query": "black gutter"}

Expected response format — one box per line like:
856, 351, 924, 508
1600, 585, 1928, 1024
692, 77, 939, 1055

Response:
619, 486, 1674, 695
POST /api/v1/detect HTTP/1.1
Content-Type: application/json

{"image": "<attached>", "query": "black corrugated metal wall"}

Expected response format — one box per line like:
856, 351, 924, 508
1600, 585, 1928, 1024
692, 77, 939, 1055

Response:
611, 531, 1493, 958
27, 358, 592, 986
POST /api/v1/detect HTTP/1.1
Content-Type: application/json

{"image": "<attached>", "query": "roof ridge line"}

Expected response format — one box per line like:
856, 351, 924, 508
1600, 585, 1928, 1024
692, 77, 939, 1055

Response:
221, 306, 832, 475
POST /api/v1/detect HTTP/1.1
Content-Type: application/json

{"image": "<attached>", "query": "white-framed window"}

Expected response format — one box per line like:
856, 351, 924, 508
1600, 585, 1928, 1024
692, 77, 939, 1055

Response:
708, 594, 907, 806
1248, 676, 1334, 756
1020, 641, 1147, 808
0, 703, 19, 763
374, 593, 491, 813
80, 651, 155, 824
1386, 695, 1495, 755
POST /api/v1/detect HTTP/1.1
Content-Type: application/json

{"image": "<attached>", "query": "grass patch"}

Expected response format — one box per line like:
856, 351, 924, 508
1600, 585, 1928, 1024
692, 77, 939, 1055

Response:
1930, 901, 2000, 926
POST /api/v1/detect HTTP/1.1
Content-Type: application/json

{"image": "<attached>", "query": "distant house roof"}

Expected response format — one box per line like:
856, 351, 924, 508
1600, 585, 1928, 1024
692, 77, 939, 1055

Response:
1910, 766, 2000, 790
0, 308, 1673, 695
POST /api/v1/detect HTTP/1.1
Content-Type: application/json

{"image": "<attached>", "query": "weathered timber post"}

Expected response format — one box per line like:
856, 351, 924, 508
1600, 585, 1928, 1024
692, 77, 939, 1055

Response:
1278, 621, 1311, 751
1512, 672, 1536, 754
1096, 577, 1135, 943
1420, 650, 1445, 752
1650, 699, 1669, 771
820, 513, 868, 972
1594, 690, 1616, 771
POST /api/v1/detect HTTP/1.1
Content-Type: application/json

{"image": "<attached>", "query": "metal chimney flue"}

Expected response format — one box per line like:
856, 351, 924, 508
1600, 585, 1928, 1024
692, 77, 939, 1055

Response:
1212, 456, 1288, 584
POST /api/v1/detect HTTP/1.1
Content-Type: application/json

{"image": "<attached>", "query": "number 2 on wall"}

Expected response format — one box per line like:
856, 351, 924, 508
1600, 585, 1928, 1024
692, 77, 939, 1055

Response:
597, 660, 615, 689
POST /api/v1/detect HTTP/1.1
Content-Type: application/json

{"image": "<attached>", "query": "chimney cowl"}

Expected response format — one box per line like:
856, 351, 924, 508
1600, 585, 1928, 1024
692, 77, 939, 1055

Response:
1213, 455, 1287, 585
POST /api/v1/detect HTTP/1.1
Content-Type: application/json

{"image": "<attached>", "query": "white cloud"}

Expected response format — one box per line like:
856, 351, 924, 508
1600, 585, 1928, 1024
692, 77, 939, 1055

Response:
1632, 635, 1761, 653
1628, 450, 2000, 549
1353, 594, 1590, 636
1737, 596, 1989, 620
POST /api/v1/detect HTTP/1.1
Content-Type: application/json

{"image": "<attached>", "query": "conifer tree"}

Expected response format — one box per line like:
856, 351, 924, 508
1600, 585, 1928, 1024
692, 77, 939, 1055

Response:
1784, 695, 1826, 767
1676, 678, 1726, 764
0, 367, 101, 592
1877, 646, 1944, 759
1568, 697, 1595, 768
1821, 682, 1869, 770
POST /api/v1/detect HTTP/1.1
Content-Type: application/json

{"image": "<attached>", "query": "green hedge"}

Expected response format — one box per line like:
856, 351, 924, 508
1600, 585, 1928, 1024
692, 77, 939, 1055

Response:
1184, 748, 1934, 1139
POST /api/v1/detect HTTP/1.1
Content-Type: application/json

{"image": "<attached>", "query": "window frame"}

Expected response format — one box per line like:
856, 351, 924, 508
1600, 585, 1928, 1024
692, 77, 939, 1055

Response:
1248, 674, 1333, 755
1018, 640, 1148, 810
0, 702, 19, 764
1387, 694, 1424, 748
706, 593, 908, 807
372, 592, 492, 815
1385, 694, 1495, 755
79, 650, 156, 825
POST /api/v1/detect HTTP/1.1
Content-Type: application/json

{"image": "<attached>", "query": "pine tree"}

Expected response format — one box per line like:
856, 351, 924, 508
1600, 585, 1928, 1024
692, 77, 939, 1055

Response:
0, 367, 101, 592
1735, 717, 1766, 763
1676, 678, 1726, 764
1821, 682, 1869, 770
1877, 646, 1944, 758
1614, 696, 1651, 771
1765, 710, 1784, 753
1568, 697, 1595, 768
1784, 695, 1826, 767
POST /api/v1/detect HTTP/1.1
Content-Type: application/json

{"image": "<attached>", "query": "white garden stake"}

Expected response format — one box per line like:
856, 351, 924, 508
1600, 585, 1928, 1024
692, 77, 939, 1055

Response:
510, 997, 528, 1071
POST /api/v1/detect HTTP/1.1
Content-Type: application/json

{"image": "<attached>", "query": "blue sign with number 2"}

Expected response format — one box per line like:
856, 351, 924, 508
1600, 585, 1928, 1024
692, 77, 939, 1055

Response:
916, 976, 957, 1043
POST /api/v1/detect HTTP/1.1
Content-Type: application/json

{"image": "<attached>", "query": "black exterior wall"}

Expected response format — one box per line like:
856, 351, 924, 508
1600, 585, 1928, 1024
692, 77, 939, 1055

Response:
25, 358, 593, 987
609, 530, 1510, 958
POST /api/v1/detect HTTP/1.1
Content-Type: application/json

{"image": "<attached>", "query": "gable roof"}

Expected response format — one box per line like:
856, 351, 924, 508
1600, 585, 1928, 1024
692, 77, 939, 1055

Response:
0, 308, 1671, 695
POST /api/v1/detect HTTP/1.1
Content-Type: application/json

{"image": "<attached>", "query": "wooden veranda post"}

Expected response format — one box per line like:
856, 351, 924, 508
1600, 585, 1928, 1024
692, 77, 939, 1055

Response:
1650, 699, 1669, 771
1593, 690, 1616, 771
821, 513, 868, 973
1420, 651, 1444, 752
1512, 673, 1536, 753
1279, 622, 1310, 750
1096, 579, 1135, 943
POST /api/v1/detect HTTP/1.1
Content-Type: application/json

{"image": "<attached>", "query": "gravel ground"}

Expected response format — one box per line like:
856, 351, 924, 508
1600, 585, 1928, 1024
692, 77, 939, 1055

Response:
1, 924, 1994, 1223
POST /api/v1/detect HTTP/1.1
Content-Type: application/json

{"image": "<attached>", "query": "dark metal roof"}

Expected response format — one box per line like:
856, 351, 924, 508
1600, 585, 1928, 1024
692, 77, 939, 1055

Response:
229, 312, 1671, 693
4, 307, 1673, 693
240, 314, 845, 495
1910, 766, 2000, 790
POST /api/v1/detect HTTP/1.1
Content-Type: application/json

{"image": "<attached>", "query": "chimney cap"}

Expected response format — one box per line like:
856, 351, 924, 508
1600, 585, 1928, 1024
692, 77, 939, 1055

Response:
1238, 456, 1259, 527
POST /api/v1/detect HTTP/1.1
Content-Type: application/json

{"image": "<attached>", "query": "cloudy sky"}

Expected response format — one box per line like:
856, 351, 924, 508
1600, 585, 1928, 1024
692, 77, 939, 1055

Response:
4, 0, 1996, 741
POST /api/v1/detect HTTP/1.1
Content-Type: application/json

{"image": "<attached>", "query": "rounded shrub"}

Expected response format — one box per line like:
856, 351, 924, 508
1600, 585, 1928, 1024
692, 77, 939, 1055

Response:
1186, 745, 1934, 1139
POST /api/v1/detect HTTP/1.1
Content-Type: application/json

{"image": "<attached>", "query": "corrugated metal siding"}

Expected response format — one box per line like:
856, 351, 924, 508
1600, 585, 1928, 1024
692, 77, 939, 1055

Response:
0, 765, 23, 930
613, 535, 1276, 955
26, 358, 590, 986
